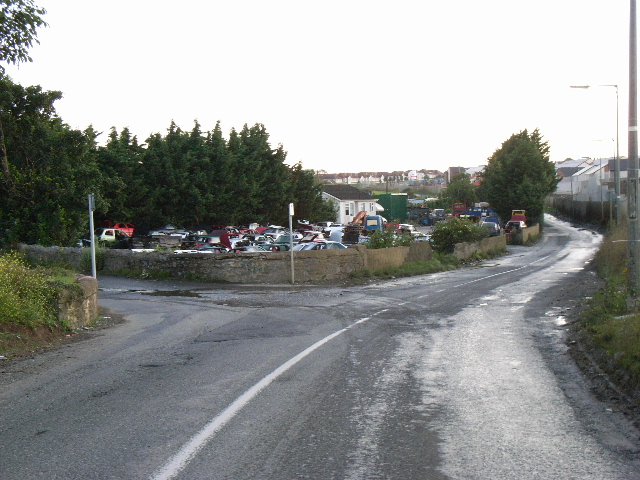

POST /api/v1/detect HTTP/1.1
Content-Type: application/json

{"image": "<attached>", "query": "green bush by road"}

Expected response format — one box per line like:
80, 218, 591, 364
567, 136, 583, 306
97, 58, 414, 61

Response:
0, 252, 80, 357
0, 252, 59, 329
580, 225, 640, 386
429, 218, 488, 253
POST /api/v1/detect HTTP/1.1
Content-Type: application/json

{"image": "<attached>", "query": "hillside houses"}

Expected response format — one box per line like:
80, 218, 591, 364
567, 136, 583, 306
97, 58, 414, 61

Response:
316, 170, 446, 186
315, 158, 628, 223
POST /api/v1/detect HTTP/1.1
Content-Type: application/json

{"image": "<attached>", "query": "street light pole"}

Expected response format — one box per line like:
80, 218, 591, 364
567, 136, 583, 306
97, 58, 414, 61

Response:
628, 0, 640, 297
570, 84, 620, 225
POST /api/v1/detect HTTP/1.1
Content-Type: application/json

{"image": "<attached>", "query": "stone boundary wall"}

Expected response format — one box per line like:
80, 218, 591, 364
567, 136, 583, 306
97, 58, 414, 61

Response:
101, 248, 367, 283
453, 235, 507, 260
57, 276, 98, 329
22, 245, 85, 269
521, 224, 540, 243
364, 246, 410, 271
20, 237, 500, 284
507, 224, 540, 244
405, 241, 434, 263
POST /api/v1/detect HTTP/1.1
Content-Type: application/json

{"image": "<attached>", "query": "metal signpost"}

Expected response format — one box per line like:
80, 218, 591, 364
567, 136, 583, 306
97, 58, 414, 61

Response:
289, 203, 295, 284
629, 0, 640, 298
88, 193, 97, 278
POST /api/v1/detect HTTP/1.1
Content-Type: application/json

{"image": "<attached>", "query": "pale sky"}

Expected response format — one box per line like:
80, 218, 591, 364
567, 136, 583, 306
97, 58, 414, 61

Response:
3, 0, 634, 173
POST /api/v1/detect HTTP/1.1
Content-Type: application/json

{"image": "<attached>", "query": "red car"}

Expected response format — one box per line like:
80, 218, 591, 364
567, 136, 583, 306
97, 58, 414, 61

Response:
504, 221, 526, 234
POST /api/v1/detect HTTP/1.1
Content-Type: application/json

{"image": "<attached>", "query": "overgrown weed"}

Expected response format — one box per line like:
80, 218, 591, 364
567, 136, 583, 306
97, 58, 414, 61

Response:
350, 253, 460, 280
0, 252, 59, 330
580, 223, 640, 387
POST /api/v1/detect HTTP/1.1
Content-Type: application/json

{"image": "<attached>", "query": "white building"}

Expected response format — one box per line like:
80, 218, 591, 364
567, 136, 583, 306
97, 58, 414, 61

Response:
321, 184, 382, 225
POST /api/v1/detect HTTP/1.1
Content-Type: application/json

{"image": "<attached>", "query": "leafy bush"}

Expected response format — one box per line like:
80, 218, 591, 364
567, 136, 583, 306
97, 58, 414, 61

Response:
81, 247, 106, 272
429, 218, 488, 253
594, 224, 628, 284
365, 229, 414, 249
0, 252, 58, 328
580, 223, 640, 387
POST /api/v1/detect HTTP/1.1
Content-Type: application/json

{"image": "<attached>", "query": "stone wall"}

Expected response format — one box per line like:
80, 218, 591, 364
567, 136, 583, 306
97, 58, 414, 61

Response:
405, 241, 434, 263
364, 245, 409, 271
23, 245, 85, 269
100, 247, 367, 283
20, 237, 499, 284
453, 235, 507, 260
362, 241, 434, 270
507, 224, 540, 245
57, 276, 98, 329
521, 224, 540, 243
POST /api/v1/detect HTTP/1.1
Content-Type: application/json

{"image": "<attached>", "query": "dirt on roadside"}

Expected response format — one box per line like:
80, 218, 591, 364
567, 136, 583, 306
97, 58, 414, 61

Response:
557, 260, 640, 431
0, 308, 126, 363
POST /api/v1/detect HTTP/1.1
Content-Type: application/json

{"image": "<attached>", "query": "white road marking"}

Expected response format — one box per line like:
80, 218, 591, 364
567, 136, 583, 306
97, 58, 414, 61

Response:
151, 311, 387, 480
415, 254, 554, 300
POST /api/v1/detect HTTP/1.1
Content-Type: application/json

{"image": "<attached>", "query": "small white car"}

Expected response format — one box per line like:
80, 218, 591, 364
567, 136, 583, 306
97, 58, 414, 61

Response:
293, 241, 348, 251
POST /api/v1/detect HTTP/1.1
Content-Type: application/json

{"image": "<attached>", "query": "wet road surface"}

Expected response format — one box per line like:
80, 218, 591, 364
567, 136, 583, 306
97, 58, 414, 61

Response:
1, 215, 639, 479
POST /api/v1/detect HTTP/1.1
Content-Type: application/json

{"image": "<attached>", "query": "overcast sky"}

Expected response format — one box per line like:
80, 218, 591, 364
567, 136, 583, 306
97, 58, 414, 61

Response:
3, 0, 634, 173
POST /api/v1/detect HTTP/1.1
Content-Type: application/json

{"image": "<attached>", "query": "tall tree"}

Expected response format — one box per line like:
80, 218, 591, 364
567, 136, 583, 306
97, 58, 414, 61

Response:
0, 0, 47, 186
0, 76, 102, 246
91, 120, 339, 234
440, 172, 478, 208
96, 127, 144, 222
288, 163, 337, 223
481, 129, 558, 225
238, 124, 290, 225
205, 121, 233, 224
0, 0, 47, 72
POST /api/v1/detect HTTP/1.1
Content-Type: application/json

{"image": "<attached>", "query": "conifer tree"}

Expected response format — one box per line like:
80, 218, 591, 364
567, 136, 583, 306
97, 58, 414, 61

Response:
481, 129, 558, 225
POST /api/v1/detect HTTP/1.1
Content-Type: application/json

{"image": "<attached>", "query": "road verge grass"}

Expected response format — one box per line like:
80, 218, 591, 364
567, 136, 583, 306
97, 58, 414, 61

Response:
0, 252, 79, 357
578, 224, 640, 390
349, 253, 461, 280
349, 247, 506, 281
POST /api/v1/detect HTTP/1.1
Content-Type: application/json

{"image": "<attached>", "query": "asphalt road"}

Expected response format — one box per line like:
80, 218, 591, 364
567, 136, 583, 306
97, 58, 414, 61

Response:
1, 215, 640, 479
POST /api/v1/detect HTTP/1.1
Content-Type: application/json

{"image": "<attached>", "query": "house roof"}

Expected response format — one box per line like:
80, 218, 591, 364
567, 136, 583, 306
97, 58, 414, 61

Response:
577, 164, 602, 176
556, 166, 581, 178
322, 184, 377, 201
607, 158, 629, 171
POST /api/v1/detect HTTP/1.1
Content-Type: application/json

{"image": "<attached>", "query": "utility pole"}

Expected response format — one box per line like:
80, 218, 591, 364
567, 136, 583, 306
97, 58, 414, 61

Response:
628, 0, 640, 297
615, 84, 621, 226
569, 84, 620, 225
88, 194, 97, 278
288, 203, 295, 284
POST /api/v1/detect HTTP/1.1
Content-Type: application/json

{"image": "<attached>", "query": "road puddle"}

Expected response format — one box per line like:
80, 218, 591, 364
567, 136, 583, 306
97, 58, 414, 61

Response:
141, 290, 202, 298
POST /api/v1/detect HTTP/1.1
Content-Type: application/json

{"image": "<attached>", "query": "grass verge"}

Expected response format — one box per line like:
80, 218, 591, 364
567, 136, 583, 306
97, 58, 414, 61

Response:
349, 248, 506, 281
0, 251, 82, 358
577, 224, 640, 391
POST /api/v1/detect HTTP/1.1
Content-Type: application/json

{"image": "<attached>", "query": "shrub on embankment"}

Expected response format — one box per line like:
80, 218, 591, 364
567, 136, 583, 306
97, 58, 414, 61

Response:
0, 252, 59, 329
580, 224, 640, 390
0, 251, 89, 357
429, 218, 488, 254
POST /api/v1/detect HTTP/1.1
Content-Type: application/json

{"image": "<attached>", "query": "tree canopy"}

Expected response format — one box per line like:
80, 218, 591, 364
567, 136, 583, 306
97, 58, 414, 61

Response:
93, 121, 335, 230
0, 2, 336, 246
439, 172, 478, 208
0, 76, 102, 245
0, 0, 47, 73
480, 129, 558, 225
0, 75, 335, 246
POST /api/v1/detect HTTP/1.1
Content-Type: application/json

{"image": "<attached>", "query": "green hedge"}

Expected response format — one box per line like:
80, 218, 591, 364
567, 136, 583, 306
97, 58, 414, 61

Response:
0, 252, 59, 328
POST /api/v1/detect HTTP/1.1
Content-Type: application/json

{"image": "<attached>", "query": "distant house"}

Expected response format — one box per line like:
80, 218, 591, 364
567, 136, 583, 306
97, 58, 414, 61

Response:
321, 184, 382, 225
446, 167, 467, 184
317, 172, 386, 185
